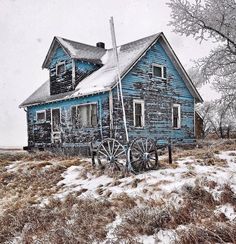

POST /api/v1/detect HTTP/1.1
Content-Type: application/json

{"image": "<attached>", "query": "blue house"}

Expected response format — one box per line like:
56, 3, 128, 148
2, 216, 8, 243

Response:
20, 33, 203, 155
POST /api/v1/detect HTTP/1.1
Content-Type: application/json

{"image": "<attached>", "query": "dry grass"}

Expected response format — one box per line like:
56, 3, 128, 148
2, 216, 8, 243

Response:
0, 152, 84, 214
169, 139, 236, 165
111, 193, 137, 212
0, 142, 235, 243
176, 222, 236, 243
114, 207, 171, 241
220, 184, 236, 206
113, 184, 223, 242
0, 194, 116, 244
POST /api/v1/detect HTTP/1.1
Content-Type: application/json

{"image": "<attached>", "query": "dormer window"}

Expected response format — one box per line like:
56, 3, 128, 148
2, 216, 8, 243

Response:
56, 62, 65, 76
152, 64, 167, 79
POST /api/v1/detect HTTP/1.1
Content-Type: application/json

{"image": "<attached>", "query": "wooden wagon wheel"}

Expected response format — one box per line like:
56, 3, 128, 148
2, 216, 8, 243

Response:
128, 137, 158, 173
96, 138, 127, 171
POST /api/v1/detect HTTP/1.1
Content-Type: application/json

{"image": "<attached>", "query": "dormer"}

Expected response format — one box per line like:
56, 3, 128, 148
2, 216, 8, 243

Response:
42, 37, 106, 96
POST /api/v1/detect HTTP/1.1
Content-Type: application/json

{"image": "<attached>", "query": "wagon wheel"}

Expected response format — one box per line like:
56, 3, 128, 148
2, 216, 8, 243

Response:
96, 138, 126, 171
128, 137, 158, 173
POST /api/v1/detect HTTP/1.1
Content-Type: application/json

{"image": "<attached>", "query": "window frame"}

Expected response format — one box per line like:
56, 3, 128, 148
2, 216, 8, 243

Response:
172, 104, 181, 129
133, 99, 145, 128
56, 61, 66, 76
51, 108, 61, 132
36, 110, 46, 123
71, 103, 98, 128
152, 63, 167, 80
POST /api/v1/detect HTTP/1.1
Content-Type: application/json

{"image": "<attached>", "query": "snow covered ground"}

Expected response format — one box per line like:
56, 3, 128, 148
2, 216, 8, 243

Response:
57, 151, 236, 202
0, 145, 236, 243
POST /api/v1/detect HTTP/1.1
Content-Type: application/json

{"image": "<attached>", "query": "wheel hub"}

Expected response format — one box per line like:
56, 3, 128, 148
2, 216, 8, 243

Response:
108, 155, 115, 163
143, 152, 150, 161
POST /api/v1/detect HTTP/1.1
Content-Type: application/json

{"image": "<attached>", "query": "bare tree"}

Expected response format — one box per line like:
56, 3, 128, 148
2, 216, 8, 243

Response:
196, 102, 213, 138
197, 99, 236, 139
167, 0, 236, 112
187, 67, 204, 89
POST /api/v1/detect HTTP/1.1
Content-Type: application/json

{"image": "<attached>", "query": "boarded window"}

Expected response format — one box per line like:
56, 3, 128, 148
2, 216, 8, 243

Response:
134, 100, 144, 127
152, 64, 167, 79
172, 104, 181, 128
36, 111, 46, 122
72, 104, 97, 128
56, 62, 65, 75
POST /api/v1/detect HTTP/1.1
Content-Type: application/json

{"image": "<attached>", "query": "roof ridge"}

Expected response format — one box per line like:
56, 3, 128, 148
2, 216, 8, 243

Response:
56, 33, 161, 51
56, 36, 106, 50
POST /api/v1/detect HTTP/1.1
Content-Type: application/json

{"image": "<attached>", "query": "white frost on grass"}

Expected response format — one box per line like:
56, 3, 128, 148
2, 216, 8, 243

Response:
5, 161, 21, 172
156, 229, 176, 244
55, 150, 236, 204
217, 204, 236, 221
104, 215, 122, 243
56, 165, 113, 199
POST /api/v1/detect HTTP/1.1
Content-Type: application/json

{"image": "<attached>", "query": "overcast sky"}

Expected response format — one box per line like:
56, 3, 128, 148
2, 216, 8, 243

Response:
0, 0, 218, 147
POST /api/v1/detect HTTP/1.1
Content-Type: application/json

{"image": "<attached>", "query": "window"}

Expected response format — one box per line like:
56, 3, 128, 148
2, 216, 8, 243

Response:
172, 104, 181, 129
52, 108, 61, 132
152, 64, 167, 79
133, 99, 145, 127
56, 62, 65, 76
72, 104, 97, 128
36, 111, 46, 122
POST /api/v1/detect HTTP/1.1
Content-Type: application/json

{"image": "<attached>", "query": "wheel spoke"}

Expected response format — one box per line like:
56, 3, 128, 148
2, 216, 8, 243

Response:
111, 139, 115, 154
98, 150, 108, 157
145, 139, 148, 151
107, 140, 111, 154
101, 144, 110, 156
150, 156, 157, 160
132, 148, 142, 157
141, 140, 146, 153
115, 149, 126, 158
113, 143, 121, 156
136, 142, 144, 153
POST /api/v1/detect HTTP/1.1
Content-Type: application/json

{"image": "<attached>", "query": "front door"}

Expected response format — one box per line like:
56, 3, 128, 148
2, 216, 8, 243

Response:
51, 108, 61, 143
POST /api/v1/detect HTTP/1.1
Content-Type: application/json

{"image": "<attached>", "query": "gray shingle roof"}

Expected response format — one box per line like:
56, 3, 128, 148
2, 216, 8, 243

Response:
20, 32, 203, 108
20, 33, 161, 107
56, 37, 106, 64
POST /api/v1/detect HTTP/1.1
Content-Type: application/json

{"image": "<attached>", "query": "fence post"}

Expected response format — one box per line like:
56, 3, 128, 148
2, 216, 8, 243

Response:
168, 141, 172, 164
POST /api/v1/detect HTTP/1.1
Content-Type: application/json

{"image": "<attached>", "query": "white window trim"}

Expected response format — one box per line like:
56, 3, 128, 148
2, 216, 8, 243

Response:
172, 104, 181, 129
133, 99, 145, 128
152, 63, 166, 79
71, 102, 98, 128
36, 110, 46, 122
56, 61, 66, 76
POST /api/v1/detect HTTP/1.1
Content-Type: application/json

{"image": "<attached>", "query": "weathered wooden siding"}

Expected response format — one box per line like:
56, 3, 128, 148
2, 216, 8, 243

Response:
49, 47, 73, 95
112, 40, 195, 145
74, 60, 100, 87
49, 47, 100, 95
27, 92, 110, 153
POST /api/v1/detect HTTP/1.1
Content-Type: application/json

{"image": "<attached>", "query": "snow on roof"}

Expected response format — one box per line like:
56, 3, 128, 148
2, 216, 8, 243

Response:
20, 33, 160, 107
56, 37, 106, 65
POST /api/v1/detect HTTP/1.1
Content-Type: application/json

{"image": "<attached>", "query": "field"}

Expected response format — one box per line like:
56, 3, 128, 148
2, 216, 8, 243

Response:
0, 140, 236, 243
